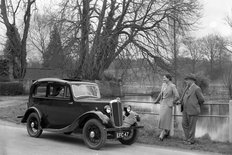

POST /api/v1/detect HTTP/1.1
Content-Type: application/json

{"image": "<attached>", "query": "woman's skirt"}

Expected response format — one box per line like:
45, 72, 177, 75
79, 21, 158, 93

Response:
159, 103, 172, 130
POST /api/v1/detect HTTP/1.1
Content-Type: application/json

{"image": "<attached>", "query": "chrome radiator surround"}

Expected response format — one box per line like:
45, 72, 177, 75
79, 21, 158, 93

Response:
110, 101, 123, 127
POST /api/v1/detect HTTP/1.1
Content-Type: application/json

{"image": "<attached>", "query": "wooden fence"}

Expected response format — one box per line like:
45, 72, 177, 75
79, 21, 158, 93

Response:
122, 99, 231, 143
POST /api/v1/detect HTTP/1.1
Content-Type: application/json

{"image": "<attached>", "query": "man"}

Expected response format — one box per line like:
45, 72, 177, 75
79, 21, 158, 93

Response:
179, 74, 204, 145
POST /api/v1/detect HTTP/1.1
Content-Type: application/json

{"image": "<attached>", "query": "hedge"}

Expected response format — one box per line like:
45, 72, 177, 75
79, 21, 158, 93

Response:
0, 82, 24, 95
0, 58, 10, 82
95, 80, 122, 98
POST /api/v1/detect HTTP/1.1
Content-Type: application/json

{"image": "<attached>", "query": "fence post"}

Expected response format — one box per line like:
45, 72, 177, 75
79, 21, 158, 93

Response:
229, 100, 232, 143
170, 108, 175, 136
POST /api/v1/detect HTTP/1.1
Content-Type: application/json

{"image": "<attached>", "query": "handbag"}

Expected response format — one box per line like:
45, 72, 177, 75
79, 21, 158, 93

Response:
181, 104, 184, 112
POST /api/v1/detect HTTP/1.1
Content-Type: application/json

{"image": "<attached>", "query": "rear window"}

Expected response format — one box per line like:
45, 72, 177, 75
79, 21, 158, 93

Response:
33, 83, 47, 97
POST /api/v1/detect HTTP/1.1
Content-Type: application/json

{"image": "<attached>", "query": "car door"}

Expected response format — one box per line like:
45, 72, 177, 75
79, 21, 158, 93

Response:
44, 82, 77, 129
31, 82, 50, 128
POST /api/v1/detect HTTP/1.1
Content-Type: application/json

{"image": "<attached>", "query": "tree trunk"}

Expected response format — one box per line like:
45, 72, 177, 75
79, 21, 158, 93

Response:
76, 0, 121, 80
6, 25, 24, 79
75, 0, 90, 79
210, 57, 213, 78
192, 59, 196, 73
173, 18, 178, 85
1, 0, 34, 80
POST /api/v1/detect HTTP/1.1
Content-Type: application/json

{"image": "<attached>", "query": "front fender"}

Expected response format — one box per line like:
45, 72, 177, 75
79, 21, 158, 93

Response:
122, 111, 140, 128
21, 107, 42, 123
78, 111, 110, 128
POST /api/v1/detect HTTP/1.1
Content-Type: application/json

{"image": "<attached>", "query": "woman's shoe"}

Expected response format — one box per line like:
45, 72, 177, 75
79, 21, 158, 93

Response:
159, 137, 164, 141
159, 130, 165, 141
164, 130, 170, 138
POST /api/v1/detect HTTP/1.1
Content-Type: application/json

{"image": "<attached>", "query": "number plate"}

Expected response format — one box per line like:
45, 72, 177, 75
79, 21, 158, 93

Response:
116, 131, 129, 138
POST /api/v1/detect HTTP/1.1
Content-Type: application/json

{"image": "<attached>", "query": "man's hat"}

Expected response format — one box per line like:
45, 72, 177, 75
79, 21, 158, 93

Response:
184, 74, 197, 81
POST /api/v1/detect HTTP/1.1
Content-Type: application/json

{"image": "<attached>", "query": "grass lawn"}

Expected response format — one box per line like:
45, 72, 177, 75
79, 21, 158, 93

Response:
138, 114, 232, 154
0, 96, 231, 154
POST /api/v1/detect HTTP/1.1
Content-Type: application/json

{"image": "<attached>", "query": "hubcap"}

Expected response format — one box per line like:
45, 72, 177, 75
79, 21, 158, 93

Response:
31, 122, 35, 128
30, 120, 38, 133
90, 131, 95, 138
86, 124, 101, 144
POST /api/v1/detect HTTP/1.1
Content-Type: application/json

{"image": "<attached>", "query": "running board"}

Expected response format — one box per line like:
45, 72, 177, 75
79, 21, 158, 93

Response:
43, 123, 76, 133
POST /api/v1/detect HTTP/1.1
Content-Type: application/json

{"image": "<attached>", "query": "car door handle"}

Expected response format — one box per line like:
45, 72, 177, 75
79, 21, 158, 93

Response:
68, 102, 73, 105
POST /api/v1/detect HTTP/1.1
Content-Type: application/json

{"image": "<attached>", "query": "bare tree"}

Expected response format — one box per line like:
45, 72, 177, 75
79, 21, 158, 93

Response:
0, 0, 35, 79
223, 62, 232, 99
201, 34, 227, 79
182, 36, 204, 73
54, 0, 202, 80
216, 36, 229, 71
28, 13, 51, 61
225, 11, 232, 54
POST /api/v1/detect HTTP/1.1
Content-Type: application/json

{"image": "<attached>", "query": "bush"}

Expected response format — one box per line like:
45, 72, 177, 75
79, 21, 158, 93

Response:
0, 82, 24, 95
150, 91, 160, 98
102, 72, 121, 82
0, 58, 10, 82
195, 73, 210, 94
98, 72, 123, 97
95, 80, 122, 98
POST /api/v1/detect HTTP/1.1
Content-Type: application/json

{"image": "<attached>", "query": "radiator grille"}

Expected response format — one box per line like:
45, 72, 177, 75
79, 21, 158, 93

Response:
111, 101, 123, 127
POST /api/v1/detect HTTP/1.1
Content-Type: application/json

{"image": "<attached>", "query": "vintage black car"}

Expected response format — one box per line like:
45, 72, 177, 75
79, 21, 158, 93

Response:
21, 78, 142, 150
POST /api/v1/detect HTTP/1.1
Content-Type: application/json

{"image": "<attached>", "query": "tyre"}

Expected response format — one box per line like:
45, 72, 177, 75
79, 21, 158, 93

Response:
82, 119, 107, 150
26, 112, 43, 138
118, 123, 138, 145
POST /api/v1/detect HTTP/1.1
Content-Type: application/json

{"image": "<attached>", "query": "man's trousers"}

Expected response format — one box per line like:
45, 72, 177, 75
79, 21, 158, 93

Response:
182, 111, 198, 143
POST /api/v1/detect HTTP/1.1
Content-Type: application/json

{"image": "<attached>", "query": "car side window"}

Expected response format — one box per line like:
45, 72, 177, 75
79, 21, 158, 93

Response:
33, 83, 47, 97
48, 84, 64, 98
48, 84, 71, 99
65, 87, 71, 98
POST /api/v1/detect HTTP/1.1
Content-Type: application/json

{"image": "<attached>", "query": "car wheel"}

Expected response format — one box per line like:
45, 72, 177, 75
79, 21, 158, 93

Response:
118, 123, 138, 145
26, 112, 43, 138
83, 119, 106, 150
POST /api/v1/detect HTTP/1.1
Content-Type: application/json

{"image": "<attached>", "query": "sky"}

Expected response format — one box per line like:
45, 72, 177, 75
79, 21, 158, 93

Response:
36, 0, 232, 38
1, 0, 232, 52
196, 0, 232, 37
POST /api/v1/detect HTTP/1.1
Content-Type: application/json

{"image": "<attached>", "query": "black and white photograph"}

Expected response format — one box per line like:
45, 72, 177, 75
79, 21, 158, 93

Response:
0, 0, 232, 154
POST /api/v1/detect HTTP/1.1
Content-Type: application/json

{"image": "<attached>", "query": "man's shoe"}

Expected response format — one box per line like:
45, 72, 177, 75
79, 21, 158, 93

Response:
164, 130, 170, 138
159, 136, 164, 141
183, 139, 195, 145
182, 139, 188, 143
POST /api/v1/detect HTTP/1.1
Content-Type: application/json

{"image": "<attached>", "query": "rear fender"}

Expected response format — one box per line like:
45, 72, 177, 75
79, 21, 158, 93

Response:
21, 107, 42, 123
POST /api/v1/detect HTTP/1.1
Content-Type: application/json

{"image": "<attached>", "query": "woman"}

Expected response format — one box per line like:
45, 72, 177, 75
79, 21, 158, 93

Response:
154, 74, 179, 141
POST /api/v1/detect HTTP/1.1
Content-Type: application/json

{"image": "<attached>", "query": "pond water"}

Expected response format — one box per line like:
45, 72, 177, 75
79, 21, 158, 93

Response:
121, 95, 229, 142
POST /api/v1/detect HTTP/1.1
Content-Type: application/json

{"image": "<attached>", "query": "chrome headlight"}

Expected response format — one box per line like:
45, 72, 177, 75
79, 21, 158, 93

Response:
104, 105, 111, 113
126, 105, 131, 113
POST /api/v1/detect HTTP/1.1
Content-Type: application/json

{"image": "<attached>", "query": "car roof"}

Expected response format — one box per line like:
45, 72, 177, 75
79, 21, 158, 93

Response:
34, 78, 97, 85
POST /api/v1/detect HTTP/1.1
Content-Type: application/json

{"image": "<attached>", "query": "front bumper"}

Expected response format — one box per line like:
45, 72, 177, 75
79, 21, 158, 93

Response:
106, 125, 143, 132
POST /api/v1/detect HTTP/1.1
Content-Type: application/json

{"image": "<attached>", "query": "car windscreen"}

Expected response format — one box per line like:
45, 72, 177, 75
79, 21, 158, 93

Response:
71, 84, 100, 98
